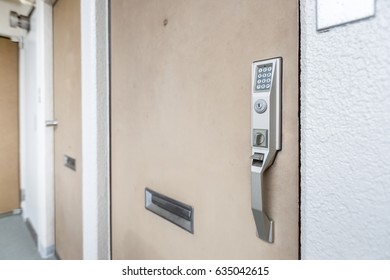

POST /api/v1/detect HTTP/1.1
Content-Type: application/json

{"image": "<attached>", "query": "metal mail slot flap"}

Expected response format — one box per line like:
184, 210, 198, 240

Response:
145, 188, 194, 233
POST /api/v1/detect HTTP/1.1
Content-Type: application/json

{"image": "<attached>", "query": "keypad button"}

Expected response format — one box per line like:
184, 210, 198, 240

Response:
267, 73, 271, 77
267, 78, 271, 82
261, 85, 265, 89
266, 84, 270, 89
257, 79, 261, 84
268, 67, 272, 71
256, 85, 261, 90
258, 68, 263, 73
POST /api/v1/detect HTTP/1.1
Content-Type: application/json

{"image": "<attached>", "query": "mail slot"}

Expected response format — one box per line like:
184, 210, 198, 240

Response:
145, 188, 194, 233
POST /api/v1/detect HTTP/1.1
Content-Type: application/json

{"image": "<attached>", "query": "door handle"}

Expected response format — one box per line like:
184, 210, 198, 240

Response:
251, 153, 273, 243
45, 120, 58, 127
250, 57, 282, 243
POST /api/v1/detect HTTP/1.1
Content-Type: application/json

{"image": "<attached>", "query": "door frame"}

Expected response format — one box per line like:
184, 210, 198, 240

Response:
19, 1, 55, 258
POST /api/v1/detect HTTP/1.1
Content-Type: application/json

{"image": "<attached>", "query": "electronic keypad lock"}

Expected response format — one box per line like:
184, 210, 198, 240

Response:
251, 57, 282, 243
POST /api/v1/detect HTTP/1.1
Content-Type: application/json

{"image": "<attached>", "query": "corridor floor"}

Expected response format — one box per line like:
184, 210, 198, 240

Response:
0, 214, 56, 260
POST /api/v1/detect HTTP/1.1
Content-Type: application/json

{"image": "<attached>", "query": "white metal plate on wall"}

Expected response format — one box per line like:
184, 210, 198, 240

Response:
317, 0, 376, 31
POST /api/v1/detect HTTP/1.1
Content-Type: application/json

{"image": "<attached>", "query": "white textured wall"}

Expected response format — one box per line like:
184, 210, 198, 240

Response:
81, 0, 110, 259
301, 0, 390, 259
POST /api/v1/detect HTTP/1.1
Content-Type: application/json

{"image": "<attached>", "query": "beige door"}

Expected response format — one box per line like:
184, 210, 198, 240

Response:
0, 37, 19, 214
53, 0, 83, 259
111, 0, 299, 259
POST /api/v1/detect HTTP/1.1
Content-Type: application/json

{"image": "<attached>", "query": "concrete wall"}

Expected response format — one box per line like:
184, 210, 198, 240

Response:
301, 0, 390, 259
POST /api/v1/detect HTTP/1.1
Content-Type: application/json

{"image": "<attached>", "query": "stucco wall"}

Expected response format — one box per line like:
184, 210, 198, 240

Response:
300, 0, 390, 259
81, 0, 110, 259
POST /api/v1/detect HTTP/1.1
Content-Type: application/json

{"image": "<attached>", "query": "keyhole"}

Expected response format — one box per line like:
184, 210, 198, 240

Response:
254, 99, 267, 114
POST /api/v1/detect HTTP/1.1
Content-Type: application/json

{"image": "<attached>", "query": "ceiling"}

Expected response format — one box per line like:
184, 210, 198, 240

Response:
0, 0, 33, 14
0, 0, 34, 5
0, 0, 20, 3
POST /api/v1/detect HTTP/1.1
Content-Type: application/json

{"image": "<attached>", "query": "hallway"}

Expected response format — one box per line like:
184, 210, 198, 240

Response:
0, 214, 56, 260
0, 0, 389, 261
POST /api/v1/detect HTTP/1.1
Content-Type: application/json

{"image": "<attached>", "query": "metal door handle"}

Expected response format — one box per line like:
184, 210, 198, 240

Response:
45, 120, 58, 127
250, 57, 282, 243
251, 153, 273, 243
